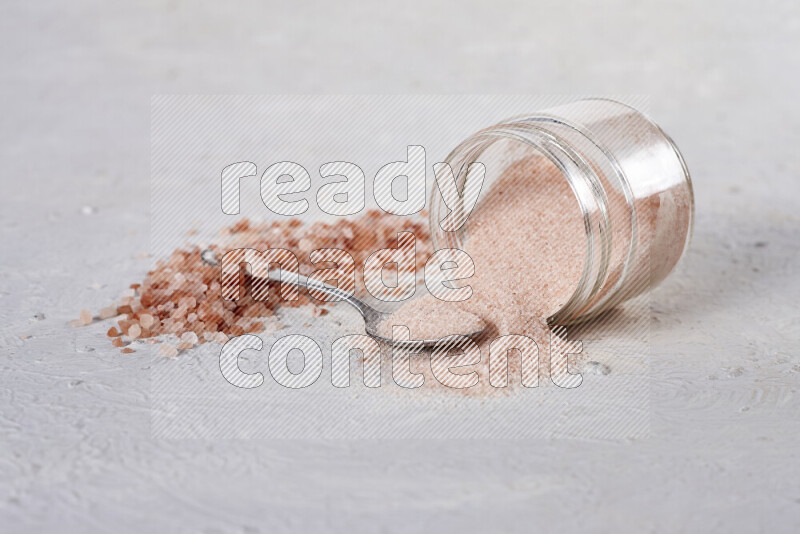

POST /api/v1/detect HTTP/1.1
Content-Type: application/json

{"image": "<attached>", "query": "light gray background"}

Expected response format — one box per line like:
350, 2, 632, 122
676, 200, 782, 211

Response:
1, 1, 799, 532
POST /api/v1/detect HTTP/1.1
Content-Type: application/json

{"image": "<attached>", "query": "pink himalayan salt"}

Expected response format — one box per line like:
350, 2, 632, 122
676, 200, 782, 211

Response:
159, 344, 179, 357
128, 324, 142, 339
98, 306, 118, 320
97, 210, 432, 351
377, 294, 485, 340
458, 155, 584, 334
181, 331, 199, 345
380, 156, 585, 379
139, 313, 155, 329
78, 309, 93, 326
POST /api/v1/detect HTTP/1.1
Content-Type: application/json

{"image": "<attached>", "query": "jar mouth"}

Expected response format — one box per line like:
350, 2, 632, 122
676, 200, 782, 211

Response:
429, 122, 613, 326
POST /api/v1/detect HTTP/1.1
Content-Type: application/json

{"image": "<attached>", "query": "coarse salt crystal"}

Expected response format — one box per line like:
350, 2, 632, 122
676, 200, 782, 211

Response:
159, 344, 178, 357
128, 324, 142, 339
180, 332, 199, 345
79, 309, 93, 326
98, 306, 118, 320
139, 314, 155, 329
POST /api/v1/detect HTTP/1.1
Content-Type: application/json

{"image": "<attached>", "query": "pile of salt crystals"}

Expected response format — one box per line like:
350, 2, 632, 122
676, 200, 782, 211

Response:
75, 211, 432, 355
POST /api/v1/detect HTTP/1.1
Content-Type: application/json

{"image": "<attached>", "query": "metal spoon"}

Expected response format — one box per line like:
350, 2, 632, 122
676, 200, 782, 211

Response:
201, 249, 485, 349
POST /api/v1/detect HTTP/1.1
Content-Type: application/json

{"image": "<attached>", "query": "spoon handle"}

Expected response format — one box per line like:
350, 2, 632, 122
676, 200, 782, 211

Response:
202, 249, 373, 319
274, 268, 373, 318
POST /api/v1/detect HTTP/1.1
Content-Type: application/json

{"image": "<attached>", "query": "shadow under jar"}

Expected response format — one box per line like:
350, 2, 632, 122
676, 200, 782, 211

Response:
429, 98, 694, 325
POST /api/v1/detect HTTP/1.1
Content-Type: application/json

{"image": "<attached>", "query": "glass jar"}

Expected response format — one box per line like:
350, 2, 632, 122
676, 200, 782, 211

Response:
428, 98, 694, 325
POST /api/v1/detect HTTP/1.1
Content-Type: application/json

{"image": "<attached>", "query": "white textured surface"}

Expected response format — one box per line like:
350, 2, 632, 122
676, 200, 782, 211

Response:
1, 1, 799, 532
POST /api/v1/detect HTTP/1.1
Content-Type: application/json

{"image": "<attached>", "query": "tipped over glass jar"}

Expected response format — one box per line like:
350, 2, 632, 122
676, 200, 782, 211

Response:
429, 98, 694, 325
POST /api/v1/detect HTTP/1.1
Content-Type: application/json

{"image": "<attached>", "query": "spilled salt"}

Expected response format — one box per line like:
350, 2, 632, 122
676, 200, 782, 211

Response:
78, 309, 93, 326
160, 344, 179, 357
379, 155, 586, 389
128, 324, 142, 339
377, 294, 485, 340
181, 331, 199, 346
93, 210, 432, 351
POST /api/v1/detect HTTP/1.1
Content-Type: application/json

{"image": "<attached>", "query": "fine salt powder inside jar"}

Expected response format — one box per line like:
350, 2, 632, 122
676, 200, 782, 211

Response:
429, 98, 694, 327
